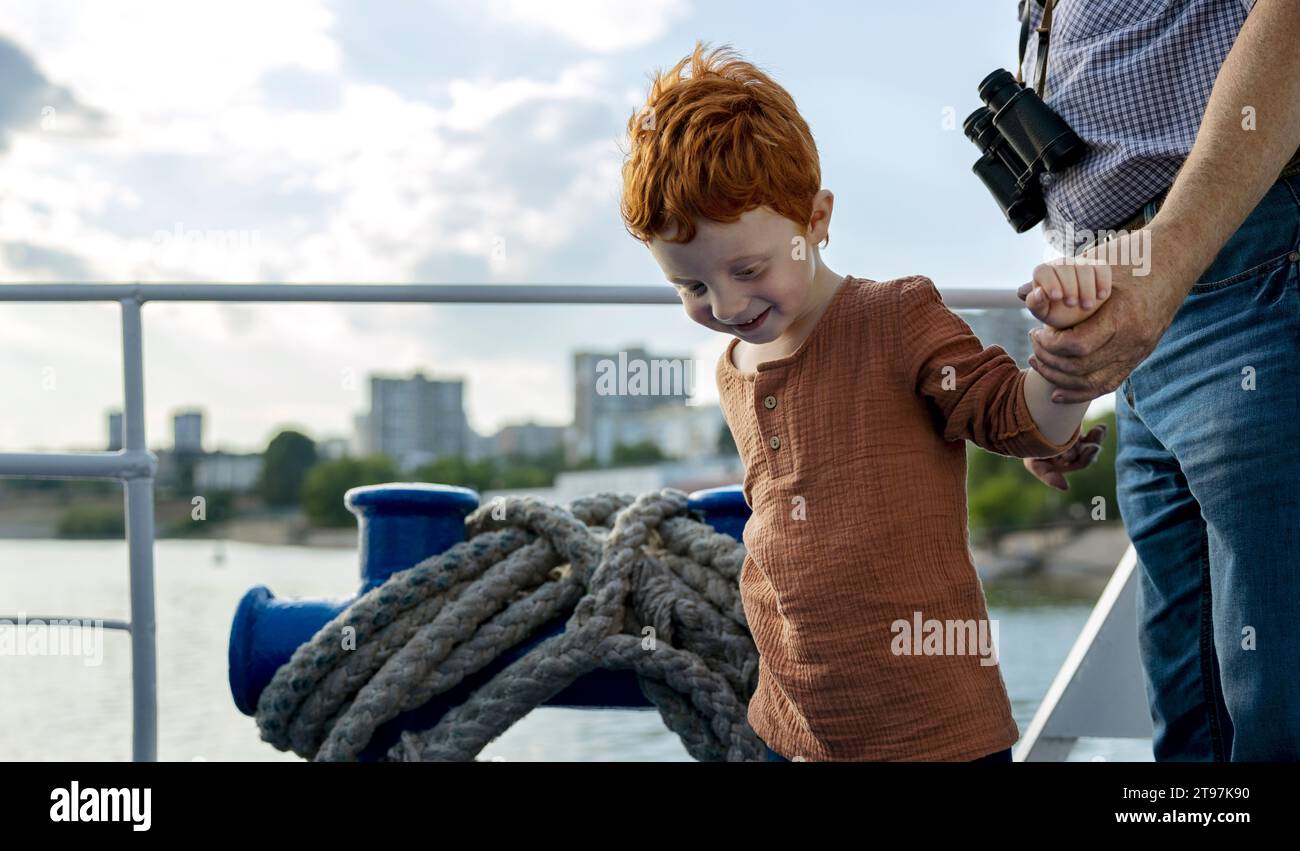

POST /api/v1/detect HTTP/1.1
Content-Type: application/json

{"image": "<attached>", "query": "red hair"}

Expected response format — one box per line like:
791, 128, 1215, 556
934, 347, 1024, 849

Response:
619, 40, 826, 248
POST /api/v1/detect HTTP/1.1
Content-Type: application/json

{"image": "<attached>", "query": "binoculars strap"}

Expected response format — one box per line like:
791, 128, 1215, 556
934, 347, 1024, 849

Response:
1016, 0, 1058, 98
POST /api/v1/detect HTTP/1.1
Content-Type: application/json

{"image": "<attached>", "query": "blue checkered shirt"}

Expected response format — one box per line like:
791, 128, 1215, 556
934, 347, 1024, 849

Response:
1017, 0, 1256, 250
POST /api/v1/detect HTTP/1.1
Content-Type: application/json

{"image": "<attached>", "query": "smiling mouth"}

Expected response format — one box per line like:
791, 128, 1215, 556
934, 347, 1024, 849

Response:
733, 306, 771, 332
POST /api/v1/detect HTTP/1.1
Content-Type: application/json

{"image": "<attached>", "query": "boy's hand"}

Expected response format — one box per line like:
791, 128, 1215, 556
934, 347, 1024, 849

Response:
1023, 423, 1108, 491
1024, 261, 1112, 329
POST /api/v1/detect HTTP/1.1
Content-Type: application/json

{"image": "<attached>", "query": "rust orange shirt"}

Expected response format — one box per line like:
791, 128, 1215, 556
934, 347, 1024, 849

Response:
715, 273, 1082, 761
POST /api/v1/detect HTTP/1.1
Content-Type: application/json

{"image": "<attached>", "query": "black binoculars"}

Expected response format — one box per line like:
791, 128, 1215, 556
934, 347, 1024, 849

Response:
964, 69, 1087, 232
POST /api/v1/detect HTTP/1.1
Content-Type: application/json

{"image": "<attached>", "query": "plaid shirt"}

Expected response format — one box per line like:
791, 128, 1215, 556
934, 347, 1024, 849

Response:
1017, 0, 1256, 251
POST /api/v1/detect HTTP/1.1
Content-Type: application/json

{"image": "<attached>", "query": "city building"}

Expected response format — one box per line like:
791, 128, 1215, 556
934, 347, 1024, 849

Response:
351, 413, 369, 457
962, 306, 1038, 369
584, 403, 726, 464
570, 347, 696, 465
193, 451, 263, 493
107, 410, 123, 451
464, 428, 497, 463
317, 436, 352, 460
496, 421, 565, 460
360, 371, 470, 471
173, 410, 204, 454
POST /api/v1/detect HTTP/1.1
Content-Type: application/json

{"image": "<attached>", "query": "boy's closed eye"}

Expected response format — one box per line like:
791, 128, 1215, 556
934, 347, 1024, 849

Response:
680, 265, 763, 298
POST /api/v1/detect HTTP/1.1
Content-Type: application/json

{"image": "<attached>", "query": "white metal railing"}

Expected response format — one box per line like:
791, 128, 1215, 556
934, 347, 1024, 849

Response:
0, 283, 1148, 761
1016, 546, 1151, 760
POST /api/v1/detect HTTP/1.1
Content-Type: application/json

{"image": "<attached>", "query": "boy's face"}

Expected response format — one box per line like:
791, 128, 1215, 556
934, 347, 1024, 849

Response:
649, 205, 817, 344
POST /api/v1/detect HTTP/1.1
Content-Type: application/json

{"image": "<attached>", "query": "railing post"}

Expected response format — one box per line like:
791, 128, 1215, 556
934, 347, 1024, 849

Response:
121, 296, 158, 762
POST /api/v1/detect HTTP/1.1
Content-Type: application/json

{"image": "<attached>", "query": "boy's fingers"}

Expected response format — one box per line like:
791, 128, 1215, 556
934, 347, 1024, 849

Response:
1076, 264, 1097, 309
1027, 288, 1053, 322
1063, 443, 1093, 466
1096, 263, 1113, 299
1061, 267, 1080, 307
1047, 266, 1067, 301
1033, 264, 1064, 301
1026, 287, 1046, 314
1027, 458, 1068, 489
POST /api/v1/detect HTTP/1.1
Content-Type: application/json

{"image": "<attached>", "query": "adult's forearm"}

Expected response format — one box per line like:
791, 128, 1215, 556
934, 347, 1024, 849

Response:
1147, 0, 1300, 285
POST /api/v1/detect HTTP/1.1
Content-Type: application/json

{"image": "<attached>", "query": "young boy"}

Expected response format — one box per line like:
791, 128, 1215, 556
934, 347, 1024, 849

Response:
619, 42, 1109, 762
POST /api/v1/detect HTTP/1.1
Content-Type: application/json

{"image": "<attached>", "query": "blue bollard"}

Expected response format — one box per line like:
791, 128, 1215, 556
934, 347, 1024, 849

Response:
685, 484, 750, 543
228, 482, 480, 718
227, 482, 750, 758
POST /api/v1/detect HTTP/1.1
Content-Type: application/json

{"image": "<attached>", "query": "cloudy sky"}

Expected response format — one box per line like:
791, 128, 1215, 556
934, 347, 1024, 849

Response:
0, 0, 1068, 454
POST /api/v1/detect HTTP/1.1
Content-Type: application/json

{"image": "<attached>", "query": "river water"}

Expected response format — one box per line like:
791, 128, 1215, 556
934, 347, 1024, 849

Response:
0, 539, 1151, 761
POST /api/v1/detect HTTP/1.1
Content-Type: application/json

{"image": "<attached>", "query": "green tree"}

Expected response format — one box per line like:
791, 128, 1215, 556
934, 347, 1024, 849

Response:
965, 410, 1119, 544
260, 430, 317, 507
170, 489, 237, 534
204, 489, 236, 523
410, 454, 554, 491
57, 505, 125, 538
302, 454, 399, 527
967, 473, 1046, 545
411, 455, 496, 491
1056, 410, 1119, 522
609, 440, 665, 467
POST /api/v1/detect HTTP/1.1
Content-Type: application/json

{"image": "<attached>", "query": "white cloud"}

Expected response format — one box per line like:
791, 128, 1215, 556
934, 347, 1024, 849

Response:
0, 0, 339, 122
0, 1, 670, 450
487, 0, 690, 52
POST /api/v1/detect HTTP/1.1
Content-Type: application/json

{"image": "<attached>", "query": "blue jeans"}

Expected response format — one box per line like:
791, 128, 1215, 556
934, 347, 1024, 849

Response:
761, 741, 1013, 762
1115, 174, 1300, 761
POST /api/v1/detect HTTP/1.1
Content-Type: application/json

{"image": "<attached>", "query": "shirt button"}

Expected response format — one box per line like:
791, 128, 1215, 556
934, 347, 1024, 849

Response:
1289, 251, 1300, 263
770, 435, 781, 450
763, 394, 777, 409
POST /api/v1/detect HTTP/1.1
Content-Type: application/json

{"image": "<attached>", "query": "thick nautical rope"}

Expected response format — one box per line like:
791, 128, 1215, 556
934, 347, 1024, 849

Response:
253, 488, 763, 761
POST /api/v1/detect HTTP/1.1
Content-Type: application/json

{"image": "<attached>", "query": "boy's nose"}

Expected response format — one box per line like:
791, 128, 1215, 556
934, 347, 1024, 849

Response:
713, 299, 752, 326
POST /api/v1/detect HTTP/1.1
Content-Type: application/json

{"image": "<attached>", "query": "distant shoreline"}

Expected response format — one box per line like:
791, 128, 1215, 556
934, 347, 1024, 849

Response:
1, 516, 1129, 605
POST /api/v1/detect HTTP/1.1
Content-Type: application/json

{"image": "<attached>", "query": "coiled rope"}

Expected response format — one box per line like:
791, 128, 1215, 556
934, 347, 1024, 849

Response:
254, 488, 763, 761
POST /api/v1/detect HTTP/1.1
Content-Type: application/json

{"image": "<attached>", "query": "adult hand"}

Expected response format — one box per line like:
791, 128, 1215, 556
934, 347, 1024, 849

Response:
1017, 227, 1195, 403
1023, 423, 1108, 491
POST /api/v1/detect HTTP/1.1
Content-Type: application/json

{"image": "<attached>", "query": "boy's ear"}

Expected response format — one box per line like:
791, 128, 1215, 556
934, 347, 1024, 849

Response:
808, 190, 834, 241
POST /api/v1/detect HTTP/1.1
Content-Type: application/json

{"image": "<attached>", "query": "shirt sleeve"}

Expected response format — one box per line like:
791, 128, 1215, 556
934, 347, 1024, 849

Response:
897, 275, 1081, 458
